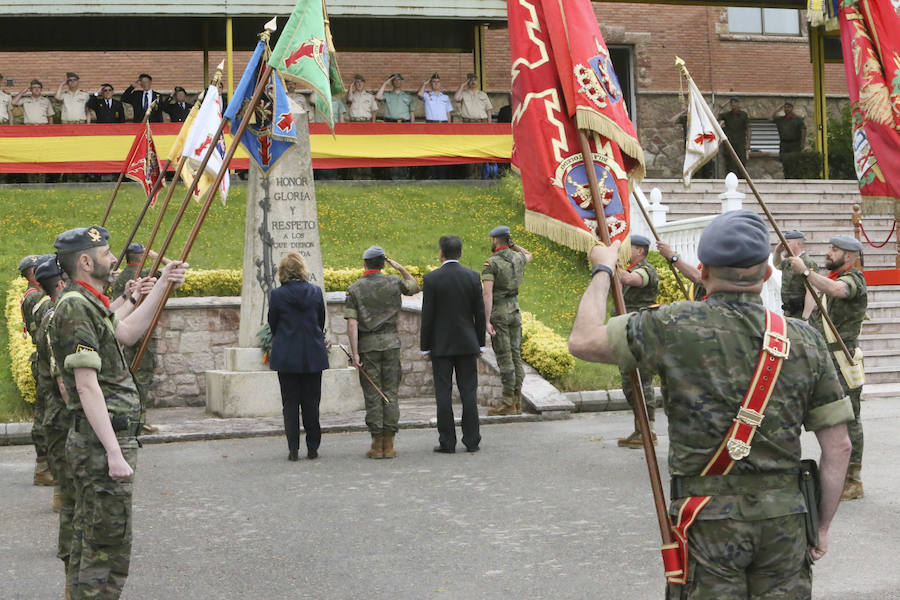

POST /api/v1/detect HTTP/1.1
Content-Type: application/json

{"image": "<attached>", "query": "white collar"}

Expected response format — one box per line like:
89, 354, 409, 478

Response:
441, 259, 459, 265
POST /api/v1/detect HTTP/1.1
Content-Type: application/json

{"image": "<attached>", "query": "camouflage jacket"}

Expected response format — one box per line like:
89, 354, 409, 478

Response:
345, 272, 419, 353
34, 299, 66, 425
608, 292, 853, 520
809, 267, 867, 350
481, 248, 526, 316
21, 284, 46, 343
621, 258, 659, 313
778, 252, 818, 314
109, 263, 156, 299
48, 282, 140, 419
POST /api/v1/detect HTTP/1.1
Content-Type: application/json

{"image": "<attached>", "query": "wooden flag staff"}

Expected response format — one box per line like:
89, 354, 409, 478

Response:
100, 100, 157, 227
576, 129, 676, 554
676, 57, 853, 362
631, 188, 691, 300
113, 159, 170, 271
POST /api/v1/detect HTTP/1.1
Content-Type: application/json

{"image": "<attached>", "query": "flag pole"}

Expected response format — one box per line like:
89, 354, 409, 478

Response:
131, 63, 276, 372
632, 186, 690, 300
576, 129, 676, 552
101, 100, 158, 227
676, 58, 853, 362
114, 158, 170, 271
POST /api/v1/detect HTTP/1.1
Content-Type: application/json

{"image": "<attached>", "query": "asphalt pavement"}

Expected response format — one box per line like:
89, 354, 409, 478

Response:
2, 401, 899, 599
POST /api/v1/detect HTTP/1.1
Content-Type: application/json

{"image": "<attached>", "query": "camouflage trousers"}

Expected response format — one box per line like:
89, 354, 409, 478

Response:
666, 514, 811, 600
45, 411, 75, 564
66, 430, 138, 600
618, 365, 656, 421
31, 360, 47, 457
359, 348, 401, 434
491, 309, 524, 399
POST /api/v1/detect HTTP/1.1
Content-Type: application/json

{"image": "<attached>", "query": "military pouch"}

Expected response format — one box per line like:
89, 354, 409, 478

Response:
799, 459, 820, 548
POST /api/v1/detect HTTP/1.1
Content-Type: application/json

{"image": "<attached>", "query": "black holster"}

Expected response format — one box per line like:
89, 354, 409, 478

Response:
799, 459, 820, 547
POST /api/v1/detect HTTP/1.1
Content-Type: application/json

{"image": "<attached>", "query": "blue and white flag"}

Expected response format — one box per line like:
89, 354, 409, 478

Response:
225, 40, 298, 173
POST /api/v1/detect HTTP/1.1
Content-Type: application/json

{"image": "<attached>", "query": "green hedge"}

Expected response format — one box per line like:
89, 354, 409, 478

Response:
6, 279, 36, 403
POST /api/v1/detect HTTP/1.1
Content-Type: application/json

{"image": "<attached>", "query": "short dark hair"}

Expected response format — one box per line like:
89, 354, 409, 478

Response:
139, 73, 152, 81
58, 247, 99, 279
38, 276, 63, 299
708, 262, 768, 287
363, 256, 385, 270
439, 235, 462, 260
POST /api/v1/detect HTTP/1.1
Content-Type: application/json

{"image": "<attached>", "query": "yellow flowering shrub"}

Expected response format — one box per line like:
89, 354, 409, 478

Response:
647, 251, 687, 305
521, 311, 576, 380
6, 279, 36, 403
174, 269, 243, 297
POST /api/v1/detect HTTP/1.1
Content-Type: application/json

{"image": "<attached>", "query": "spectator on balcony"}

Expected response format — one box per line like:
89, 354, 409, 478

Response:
376, 73, 414, 123
309, 91, 347, 124
56, 73, 90, 124
87, 84, 126, 124
0, 74, 11, 124
13, 80, 54, 124
162, 86, 191, 123
717, 96, 750, 176
772, 101, 806, 178
454, 73, 493, 123
122, 73, 162, 123
418, 74, 453, 123
346, 75, 378, 122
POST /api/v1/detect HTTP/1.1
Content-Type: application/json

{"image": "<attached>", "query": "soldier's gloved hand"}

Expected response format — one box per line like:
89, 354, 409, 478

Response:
107, 453, 134, 482
161, 260, 189, 288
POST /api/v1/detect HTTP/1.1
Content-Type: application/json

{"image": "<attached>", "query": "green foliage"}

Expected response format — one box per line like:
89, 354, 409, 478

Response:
782, 150, 824, 179
5, 279, 35, 404
827, 104, 856, 180
521, 312, 576, 380
174, 269, 242, 297
646, 251, 686, 305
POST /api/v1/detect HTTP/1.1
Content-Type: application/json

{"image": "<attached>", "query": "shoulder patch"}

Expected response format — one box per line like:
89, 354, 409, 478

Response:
75, 343, 96, 353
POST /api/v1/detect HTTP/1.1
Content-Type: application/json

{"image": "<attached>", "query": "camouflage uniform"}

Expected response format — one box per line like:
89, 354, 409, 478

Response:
809, 267, 867, 465
482, 247, 527, 405
618, 258, 659, 420
607, 292, 853, 599
110, 263, 157, 421
344, 272, 419, 434
50, 282, 142, 600
22, 285, 50, 459
779, 253, 817, 318
35, 297, 76, 571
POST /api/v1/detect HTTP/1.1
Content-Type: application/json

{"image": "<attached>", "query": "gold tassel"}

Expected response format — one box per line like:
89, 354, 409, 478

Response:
574, 107, 646, 184
525, 210, 597, 252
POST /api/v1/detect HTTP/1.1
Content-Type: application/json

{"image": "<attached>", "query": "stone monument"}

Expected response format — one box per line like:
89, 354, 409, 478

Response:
206, 109, 364, 417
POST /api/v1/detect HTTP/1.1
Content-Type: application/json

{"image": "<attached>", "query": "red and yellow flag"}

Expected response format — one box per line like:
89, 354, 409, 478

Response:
509, 0, 644, 251
839, 0, 900, 215
124, 121, 165, 206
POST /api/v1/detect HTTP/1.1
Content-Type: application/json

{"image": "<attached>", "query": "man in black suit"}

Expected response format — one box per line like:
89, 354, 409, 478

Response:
420, 235, 486, 453
162, 86, 191, 122
86, 84, 126, 123
122, 73, 162, 122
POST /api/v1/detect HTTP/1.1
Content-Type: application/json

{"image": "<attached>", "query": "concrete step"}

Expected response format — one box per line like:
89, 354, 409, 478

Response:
868, 286, 900, 302
865, 367, 900, 385
861, 318, 900, 335
863, 382, 900, 400
867, 302, 900, 319
859, 332, 900, 350
862, 349, 900, 369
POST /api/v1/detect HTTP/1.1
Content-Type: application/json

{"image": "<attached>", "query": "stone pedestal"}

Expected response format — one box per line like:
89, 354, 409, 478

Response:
206, 110, 364, 417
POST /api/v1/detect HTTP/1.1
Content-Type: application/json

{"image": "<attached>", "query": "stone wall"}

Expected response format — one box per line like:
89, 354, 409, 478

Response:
151, 294, 504, 408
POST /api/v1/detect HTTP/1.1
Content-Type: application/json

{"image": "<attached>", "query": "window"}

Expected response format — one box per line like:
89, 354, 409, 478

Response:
728, 7, 801, 36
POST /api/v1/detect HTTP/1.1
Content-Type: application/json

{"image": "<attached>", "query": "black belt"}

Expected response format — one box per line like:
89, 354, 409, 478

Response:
670, 472, 797, 499
72, 413, 141, 437
382, 118, 409, 123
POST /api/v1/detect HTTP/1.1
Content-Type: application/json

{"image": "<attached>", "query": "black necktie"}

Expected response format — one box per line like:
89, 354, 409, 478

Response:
107, 100, 111, 109
143, 92, 149, 110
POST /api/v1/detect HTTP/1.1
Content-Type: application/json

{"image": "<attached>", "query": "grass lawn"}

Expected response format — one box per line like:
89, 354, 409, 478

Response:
0, 177, 619, 421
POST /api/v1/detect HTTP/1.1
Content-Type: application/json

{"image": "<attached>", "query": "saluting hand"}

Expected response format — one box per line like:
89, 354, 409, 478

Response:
385, 256, 400, 270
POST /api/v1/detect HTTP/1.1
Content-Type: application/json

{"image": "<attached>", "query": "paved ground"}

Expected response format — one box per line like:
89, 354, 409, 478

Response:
2, 400, 899, 599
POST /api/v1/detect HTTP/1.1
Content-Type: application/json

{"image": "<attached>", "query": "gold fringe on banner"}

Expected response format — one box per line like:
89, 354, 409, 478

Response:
860, 196, 900, 219
525, 210, 597, 253
575, 106, 646, 184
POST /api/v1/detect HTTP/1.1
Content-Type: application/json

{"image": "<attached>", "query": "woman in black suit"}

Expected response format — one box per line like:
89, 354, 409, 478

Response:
268, 253, 329, 461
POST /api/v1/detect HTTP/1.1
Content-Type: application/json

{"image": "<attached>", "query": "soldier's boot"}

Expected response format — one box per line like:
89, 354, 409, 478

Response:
52, 485, 62, 513
513, 391, 523, 415
33, 457, 55, 486
841, 463, 864, 501
366, 433, 384, 459
488, 395, 518, 416
618, 420, 658, 449
382, 432, 397, 459
141, 423, 159, 434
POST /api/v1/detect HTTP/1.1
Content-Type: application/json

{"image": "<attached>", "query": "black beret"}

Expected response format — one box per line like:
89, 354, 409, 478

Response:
54, 226, 110, 255
34, 256, 62, 282
630, 234, 651, 247
783, 229, 805, 240
829, 235, 863, 253
126, 242, 145, 255
698, 210, 770, 268
18, 255, 39, 273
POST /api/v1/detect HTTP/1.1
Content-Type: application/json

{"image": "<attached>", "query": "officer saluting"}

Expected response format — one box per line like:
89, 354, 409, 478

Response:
48, 226, 187, 599
775, 229, 817, 318
570, 210, 853, 598
482, 225, 532, 416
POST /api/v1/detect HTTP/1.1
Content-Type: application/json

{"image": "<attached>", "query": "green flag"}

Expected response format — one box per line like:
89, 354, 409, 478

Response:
269, 0, 341, 130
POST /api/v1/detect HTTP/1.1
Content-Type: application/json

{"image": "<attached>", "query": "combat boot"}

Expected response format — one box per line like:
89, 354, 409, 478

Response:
33, 457, 55, 486
513, 391, 523, 415
53, 485, 61, 513
366, 433, 384, 459
382, 432, 397, 459
841, 463, 864, 501
488, 396, 518, 416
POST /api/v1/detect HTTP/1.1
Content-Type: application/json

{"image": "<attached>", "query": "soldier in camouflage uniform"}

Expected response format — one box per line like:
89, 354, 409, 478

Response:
656, 241, 706, 301
615, 234, 659, 448
345, 245, 419, 459
482, 225, 532, 416
20, 253, 56, 486
789, 235, 867, 500
570, 210, 853, 599
34, 256, 77, 588
109, 242, 169, 434
775, 229, 817, 318
49, 225, 187, 600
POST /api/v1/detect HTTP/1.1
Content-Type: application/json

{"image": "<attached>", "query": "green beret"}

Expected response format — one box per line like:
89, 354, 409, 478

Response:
490, 225, 510, 238
630, 234, 651, 247
54, 226, 110, 255
698, 210, 770, 268
18, 255, 39, 273
829, 235, 863, 253
362, 245, 385, 260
